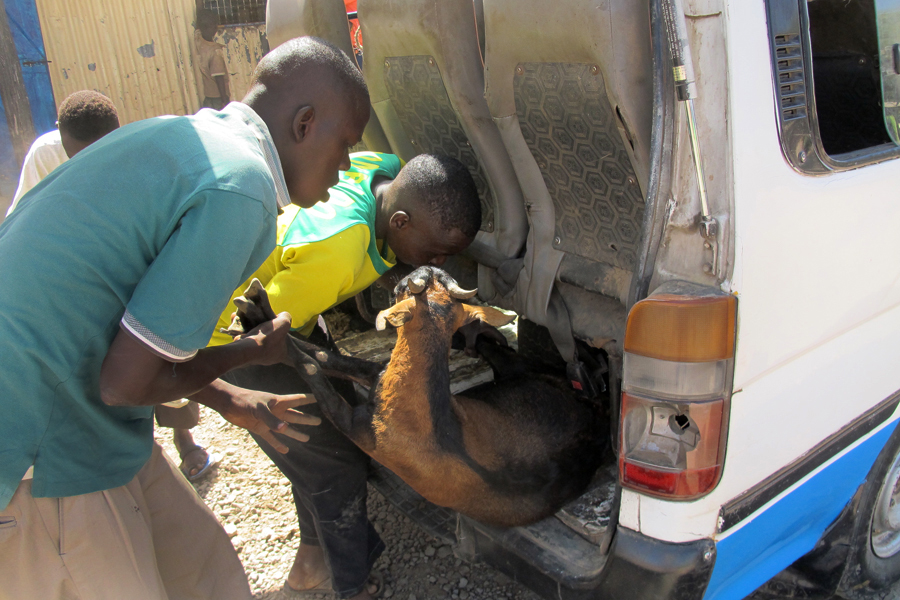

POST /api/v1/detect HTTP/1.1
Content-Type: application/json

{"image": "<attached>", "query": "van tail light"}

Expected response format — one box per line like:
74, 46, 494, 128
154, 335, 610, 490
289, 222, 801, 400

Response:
619, 290, 737, 500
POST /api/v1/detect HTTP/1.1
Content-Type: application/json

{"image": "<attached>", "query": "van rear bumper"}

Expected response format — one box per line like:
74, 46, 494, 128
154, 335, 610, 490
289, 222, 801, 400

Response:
597, 526, 716, 600
457, 517, 716, 600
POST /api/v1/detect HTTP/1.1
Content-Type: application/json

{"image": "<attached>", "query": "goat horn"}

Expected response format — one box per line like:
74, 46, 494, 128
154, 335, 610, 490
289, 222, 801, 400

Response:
407, 278, 427, 294
447, 282, 477, 300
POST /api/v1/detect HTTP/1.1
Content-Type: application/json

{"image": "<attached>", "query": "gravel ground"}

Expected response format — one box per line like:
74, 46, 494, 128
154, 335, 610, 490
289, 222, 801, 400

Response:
154, 398, 541, 600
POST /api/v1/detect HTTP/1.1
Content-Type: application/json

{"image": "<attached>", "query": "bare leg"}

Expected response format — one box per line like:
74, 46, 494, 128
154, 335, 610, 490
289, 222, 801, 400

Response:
286, 542, 331, 592
286, 543, 377, 599
172, 428, 209, 479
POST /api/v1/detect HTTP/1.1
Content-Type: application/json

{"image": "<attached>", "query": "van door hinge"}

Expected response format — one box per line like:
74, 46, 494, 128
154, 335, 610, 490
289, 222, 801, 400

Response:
701, 216, 719, 277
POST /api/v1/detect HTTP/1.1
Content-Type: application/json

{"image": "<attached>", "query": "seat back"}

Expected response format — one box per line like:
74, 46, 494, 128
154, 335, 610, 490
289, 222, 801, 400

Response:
358, 0, 527, 263
266, 0, 391, 152
482, 0, 653, 338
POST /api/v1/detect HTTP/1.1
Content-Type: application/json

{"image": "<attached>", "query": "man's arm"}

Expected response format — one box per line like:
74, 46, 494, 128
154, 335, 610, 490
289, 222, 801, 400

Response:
262, 225, 371, 330
100, 312, 321, 451
214, 74, 230, 104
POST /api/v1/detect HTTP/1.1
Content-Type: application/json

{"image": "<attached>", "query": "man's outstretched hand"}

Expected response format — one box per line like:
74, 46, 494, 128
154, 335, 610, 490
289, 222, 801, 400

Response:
194, 379, 320, 453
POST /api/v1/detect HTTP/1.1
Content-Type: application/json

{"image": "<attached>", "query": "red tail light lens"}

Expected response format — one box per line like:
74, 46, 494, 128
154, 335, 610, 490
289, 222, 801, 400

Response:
619, 392, 726, 499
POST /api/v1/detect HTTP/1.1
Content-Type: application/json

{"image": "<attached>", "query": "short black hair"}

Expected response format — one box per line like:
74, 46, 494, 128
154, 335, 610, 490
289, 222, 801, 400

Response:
196, 8, 217, 28
58, 91, 119, 142
252, 37, 369, 118
398, 154, 482, 239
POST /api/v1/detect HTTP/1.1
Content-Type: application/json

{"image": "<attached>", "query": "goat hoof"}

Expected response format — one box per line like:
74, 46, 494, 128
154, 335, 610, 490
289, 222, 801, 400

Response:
223, 278, 277, 336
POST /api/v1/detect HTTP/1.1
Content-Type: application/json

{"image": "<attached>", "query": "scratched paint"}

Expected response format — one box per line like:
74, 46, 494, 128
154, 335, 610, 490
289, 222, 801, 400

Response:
216, 24, 267, 101
136, 40, 155, 58
34, 0, 267, 125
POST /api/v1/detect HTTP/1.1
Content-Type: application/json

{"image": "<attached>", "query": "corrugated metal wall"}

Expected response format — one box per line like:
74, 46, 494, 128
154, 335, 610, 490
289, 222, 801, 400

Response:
34, 0, 266, 124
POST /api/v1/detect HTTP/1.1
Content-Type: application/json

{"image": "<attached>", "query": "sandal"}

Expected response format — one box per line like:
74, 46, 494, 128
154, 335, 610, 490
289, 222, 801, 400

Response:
178, 445, 220, 482
282, 571, 382, 599
283, 577, 335, 598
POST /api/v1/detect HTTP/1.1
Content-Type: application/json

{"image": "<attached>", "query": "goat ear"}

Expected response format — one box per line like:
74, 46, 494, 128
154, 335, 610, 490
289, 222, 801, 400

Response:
462, 305, 516, 328
375, 297, 416, 331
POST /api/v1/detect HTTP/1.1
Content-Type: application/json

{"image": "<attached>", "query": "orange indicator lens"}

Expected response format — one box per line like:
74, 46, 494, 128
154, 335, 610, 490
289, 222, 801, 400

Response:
624, 294, 736, 363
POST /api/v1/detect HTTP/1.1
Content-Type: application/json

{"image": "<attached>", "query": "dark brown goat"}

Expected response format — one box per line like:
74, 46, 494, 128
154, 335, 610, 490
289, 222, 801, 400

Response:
228, 267, 606, 528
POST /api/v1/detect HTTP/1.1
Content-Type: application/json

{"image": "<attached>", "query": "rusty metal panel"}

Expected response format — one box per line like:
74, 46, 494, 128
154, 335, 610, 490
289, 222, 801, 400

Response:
218, 24, 268, 102
34, 0, 265, 124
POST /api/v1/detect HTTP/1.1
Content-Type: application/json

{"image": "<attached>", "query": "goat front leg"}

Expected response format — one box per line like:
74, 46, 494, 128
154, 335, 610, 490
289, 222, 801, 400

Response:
286, 338, 376, 452
223, 279, 383, 388
289, 334, 383, 388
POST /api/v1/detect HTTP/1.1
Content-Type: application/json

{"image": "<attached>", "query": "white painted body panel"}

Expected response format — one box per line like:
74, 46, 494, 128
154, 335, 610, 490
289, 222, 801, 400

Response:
625, 0, 900, 544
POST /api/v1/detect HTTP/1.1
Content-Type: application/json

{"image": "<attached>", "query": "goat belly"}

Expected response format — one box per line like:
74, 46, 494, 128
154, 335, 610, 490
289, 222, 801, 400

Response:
373, 449, 575, 528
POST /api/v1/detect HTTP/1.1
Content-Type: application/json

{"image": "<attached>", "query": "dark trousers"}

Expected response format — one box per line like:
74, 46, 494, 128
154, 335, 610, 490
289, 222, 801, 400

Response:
222, 326, 383, 598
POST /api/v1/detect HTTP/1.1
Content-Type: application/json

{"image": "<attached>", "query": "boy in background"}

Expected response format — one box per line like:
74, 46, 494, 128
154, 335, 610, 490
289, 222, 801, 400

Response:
6, 90, 119, 216
195, 3, 230, 110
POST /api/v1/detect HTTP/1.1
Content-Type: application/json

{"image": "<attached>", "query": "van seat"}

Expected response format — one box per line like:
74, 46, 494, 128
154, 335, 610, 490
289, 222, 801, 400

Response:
483, 0, 653, 332
514, 61, 644, 272
358, 0, 527, 259
266, 0, 390, 153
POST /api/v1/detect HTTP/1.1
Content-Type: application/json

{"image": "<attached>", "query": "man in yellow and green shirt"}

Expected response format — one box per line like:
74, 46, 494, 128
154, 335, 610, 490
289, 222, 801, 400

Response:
210, 151, 401, 345
217, 151, 481, 600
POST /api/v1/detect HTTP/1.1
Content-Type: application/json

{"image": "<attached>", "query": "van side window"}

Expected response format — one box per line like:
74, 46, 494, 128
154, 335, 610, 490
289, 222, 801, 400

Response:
766, 0, 900, 172
807, 0, 890, 154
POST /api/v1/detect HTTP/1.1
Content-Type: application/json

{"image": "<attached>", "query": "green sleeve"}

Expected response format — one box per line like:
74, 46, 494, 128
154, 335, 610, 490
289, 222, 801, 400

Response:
123, 190, 275, 360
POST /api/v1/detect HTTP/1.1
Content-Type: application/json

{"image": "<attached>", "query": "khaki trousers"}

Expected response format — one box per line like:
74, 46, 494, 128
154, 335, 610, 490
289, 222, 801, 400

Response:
0, 443, 250, 600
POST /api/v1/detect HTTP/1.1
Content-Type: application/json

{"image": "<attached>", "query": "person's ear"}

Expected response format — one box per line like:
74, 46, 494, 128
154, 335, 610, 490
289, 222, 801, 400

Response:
389, 210, 410, 230
291, 105, 314, 143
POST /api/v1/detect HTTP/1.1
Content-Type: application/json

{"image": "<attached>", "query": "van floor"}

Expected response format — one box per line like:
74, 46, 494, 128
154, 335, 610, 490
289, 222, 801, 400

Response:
334, 316, 618, 567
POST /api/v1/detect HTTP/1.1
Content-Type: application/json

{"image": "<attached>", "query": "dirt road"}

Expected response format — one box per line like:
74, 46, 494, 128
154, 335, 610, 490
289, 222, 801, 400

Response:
155, 406, 541, 600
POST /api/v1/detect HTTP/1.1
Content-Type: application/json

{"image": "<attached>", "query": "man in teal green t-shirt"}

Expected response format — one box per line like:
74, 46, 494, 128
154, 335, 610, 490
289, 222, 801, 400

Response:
0, 37, 369, 600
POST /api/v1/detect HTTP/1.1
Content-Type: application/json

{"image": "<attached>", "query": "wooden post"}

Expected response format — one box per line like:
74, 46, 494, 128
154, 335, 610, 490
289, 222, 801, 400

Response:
0, 0, 35, 168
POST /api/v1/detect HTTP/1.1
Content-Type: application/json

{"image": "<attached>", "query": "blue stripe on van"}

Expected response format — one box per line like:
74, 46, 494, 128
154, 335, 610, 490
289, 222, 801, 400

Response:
703, 419, 898, 600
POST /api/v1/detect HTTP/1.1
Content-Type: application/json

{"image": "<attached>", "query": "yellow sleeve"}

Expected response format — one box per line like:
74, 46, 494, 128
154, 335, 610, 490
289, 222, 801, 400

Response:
208, 223, 372, 346
269, 224, 371, 330
209, 51, 227, 78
